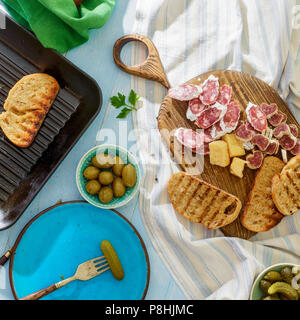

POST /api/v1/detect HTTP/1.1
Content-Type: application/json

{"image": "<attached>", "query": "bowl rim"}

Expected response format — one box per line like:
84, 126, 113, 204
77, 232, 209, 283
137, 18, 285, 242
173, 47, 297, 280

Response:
76, 144, 141, 209
249, 262, 300, 300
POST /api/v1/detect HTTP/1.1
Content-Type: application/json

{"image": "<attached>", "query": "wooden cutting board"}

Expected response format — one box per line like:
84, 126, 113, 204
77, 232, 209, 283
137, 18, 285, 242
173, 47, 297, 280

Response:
113, 35, 300, 239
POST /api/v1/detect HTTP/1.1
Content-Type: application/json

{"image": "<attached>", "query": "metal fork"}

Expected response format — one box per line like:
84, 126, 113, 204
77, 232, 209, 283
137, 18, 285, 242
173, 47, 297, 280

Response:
20, 256, 110, 300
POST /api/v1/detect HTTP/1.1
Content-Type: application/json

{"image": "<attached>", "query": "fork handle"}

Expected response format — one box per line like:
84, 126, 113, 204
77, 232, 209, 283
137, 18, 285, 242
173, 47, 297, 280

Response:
19, 276, 75, 300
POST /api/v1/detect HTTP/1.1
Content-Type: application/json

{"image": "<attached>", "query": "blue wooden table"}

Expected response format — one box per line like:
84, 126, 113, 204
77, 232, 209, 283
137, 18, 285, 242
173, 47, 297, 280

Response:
0, 0, 186, 300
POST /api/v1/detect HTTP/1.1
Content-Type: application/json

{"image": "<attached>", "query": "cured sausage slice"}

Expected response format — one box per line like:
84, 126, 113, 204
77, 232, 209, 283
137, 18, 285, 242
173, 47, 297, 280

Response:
268, 110, 285, 127
289, 124, 299, 138
260, 103, 278, 119
174, 127, 208, 155
246, 150, 264, 169
291, 140, 300, 155
235, 122, 254, 142
264, 140, 279, 155
217, 85, 232, 105
273, 123, 291, 139
204, 121, 227, 142
245, 120, 258, 134
251, 134, 270, 151
168, 84, 201, 101
186, 98, 206, 121
246, 102, 268, 132
220, 100, 241, 133
174, 128, 204, 150
195, 102, 227, 129
279, 134, 297, 151
199, 75, 220, 105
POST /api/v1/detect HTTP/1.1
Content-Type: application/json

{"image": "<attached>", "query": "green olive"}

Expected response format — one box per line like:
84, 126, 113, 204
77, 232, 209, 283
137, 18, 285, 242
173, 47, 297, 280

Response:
263, 295, 280, 300
99, 171, 114, 185
264, 271, 282, 282
268, 282, 298, 300
259, 280, 272, 295
281, 267, 294, 284
122, 164, 137, 188
99, 186, 114, 203
112, 156, 125, 177
112, 177, 126, 198
92, 153, 114, 169
83, 166, 100, 180
85, 180, 101, 195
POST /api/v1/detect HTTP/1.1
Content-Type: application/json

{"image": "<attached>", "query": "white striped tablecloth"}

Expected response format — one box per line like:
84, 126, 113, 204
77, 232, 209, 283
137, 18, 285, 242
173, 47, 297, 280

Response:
131, 0, 300, 299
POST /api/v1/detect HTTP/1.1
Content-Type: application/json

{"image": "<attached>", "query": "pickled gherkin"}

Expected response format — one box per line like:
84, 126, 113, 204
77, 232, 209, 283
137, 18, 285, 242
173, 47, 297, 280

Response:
101, 240, 124, 280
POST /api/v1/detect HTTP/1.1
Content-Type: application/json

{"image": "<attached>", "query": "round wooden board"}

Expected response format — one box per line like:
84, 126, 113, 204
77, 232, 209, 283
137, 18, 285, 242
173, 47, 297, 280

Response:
158, 70, 300, 239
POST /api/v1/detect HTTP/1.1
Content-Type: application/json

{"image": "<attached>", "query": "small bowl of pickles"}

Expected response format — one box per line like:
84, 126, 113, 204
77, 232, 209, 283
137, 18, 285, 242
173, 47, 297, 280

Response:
250, 263, 300, 300
76, 145, 140, 209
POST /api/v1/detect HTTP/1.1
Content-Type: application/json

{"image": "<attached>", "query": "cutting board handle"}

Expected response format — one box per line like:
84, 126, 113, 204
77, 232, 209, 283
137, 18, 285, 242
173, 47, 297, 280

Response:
113, 34, 171, 89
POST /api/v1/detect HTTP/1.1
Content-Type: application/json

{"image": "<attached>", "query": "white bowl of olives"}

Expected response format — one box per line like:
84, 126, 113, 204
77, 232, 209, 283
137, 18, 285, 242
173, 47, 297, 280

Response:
76, 145, 141, 209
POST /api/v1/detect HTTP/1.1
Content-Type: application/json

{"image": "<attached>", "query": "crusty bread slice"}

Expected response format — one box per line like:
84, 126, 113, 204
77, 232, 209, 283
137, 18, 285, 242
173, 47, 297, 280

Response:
272, 155, 300, 216
0, 73, 59, 148
167, 172, 241, 229
241, 156, 285, 232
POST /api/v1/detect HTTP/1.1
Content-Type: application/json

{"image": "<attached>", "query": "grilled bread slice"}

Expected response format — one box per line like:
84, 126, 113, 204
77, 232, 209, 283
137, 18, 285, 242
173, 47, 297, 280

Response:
241, 156, 285, 232
0, 73, 59, 148
272, 155, 300, 216
167, 172, 241, 229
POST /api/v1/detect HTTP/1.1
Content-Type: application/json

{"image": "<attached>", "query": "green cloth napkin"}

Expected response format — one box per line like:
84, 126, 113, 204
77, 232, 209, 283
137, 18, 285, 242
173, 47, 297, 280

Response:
2, 0, 116, 53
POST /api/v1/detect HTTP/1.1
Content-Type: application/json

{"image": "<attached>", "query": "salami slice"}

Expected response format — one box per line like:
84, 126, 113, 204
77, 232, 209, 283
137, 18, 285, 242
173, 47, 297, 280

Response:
260, 103, 278, 119
174, 128, 204, 151
273, 123, 291, 139
204, 121, 227, 142
219, 100, 241, 133
279, 134, 297, 151
289, 124, 299, 138
246, 150, 264, 169
168, 84, 201, 101
195, 102, 227, 129
235, 122, 254, 142
217, 85, 232, 105
186, 98, 206, 121
264, 139, 279, 155
251, 134, 270, 151
291, 140, 300, 155
246, 102, 268, 132
268, 110, 285, 127
199, 75, 220, 105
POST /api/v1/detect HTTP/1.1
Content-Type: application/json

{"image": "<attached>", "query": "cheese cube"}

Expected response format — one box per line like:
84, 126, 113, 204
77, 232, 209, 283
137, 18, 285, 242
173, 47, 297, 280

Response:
222, 134, 245, 158
209, 141, 230, 167
230, 157, 246, 178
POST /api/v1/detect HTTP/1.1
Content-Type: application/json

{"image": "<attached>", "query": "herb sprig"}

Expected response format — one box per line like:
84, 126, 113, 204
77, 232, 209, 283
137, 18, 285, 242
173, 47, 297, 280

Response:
110, 90, 140, 119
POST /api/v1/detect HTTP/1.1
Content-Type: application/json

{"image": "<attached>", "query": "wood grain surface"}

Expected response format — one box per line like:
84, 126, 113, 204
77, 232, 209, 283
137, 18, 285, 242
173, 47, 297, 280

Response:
158, 70, 300, 239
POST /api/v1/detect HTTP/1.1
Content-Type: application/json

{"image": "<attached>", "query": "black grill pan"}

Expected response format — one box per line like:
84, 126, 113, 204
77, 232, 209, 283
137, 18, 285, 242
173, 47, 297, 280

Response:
0, 16, 102, 230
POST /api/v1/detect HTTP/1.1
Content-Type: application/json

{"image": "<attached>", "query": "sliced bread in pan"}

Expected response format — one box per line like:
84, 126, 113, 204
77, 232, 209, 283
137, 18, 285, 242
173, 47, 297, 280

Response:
241, 156, 285, 232
0, 73, 59, 148
272, 155, 300, 216
168, 172, 241, 229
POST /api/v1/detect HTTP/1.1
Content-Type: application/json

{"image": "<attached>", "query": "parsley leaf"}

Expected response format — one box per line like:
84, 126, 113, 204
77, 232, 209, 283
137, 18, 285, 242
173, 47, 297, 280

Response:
128, 89, 140, 106
117, 107, 132, 119
110, 90, 141, 119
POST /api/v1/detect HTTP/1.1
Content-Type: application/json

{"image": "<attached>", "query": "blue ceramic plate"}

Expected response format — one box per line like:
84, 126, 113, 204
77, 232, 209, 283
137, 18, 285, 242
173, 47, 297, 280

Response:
9, 202, 150, 300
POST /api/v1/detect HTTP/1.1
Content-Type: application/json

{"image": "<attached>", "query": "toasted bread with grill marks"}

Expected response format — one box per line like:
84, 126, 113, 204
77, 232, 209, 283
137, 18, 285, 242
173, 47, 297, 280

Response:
241, 156, 285, 232
272, 155, 300, 216
167, 172, 241, 229
0, 73, 59, 148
